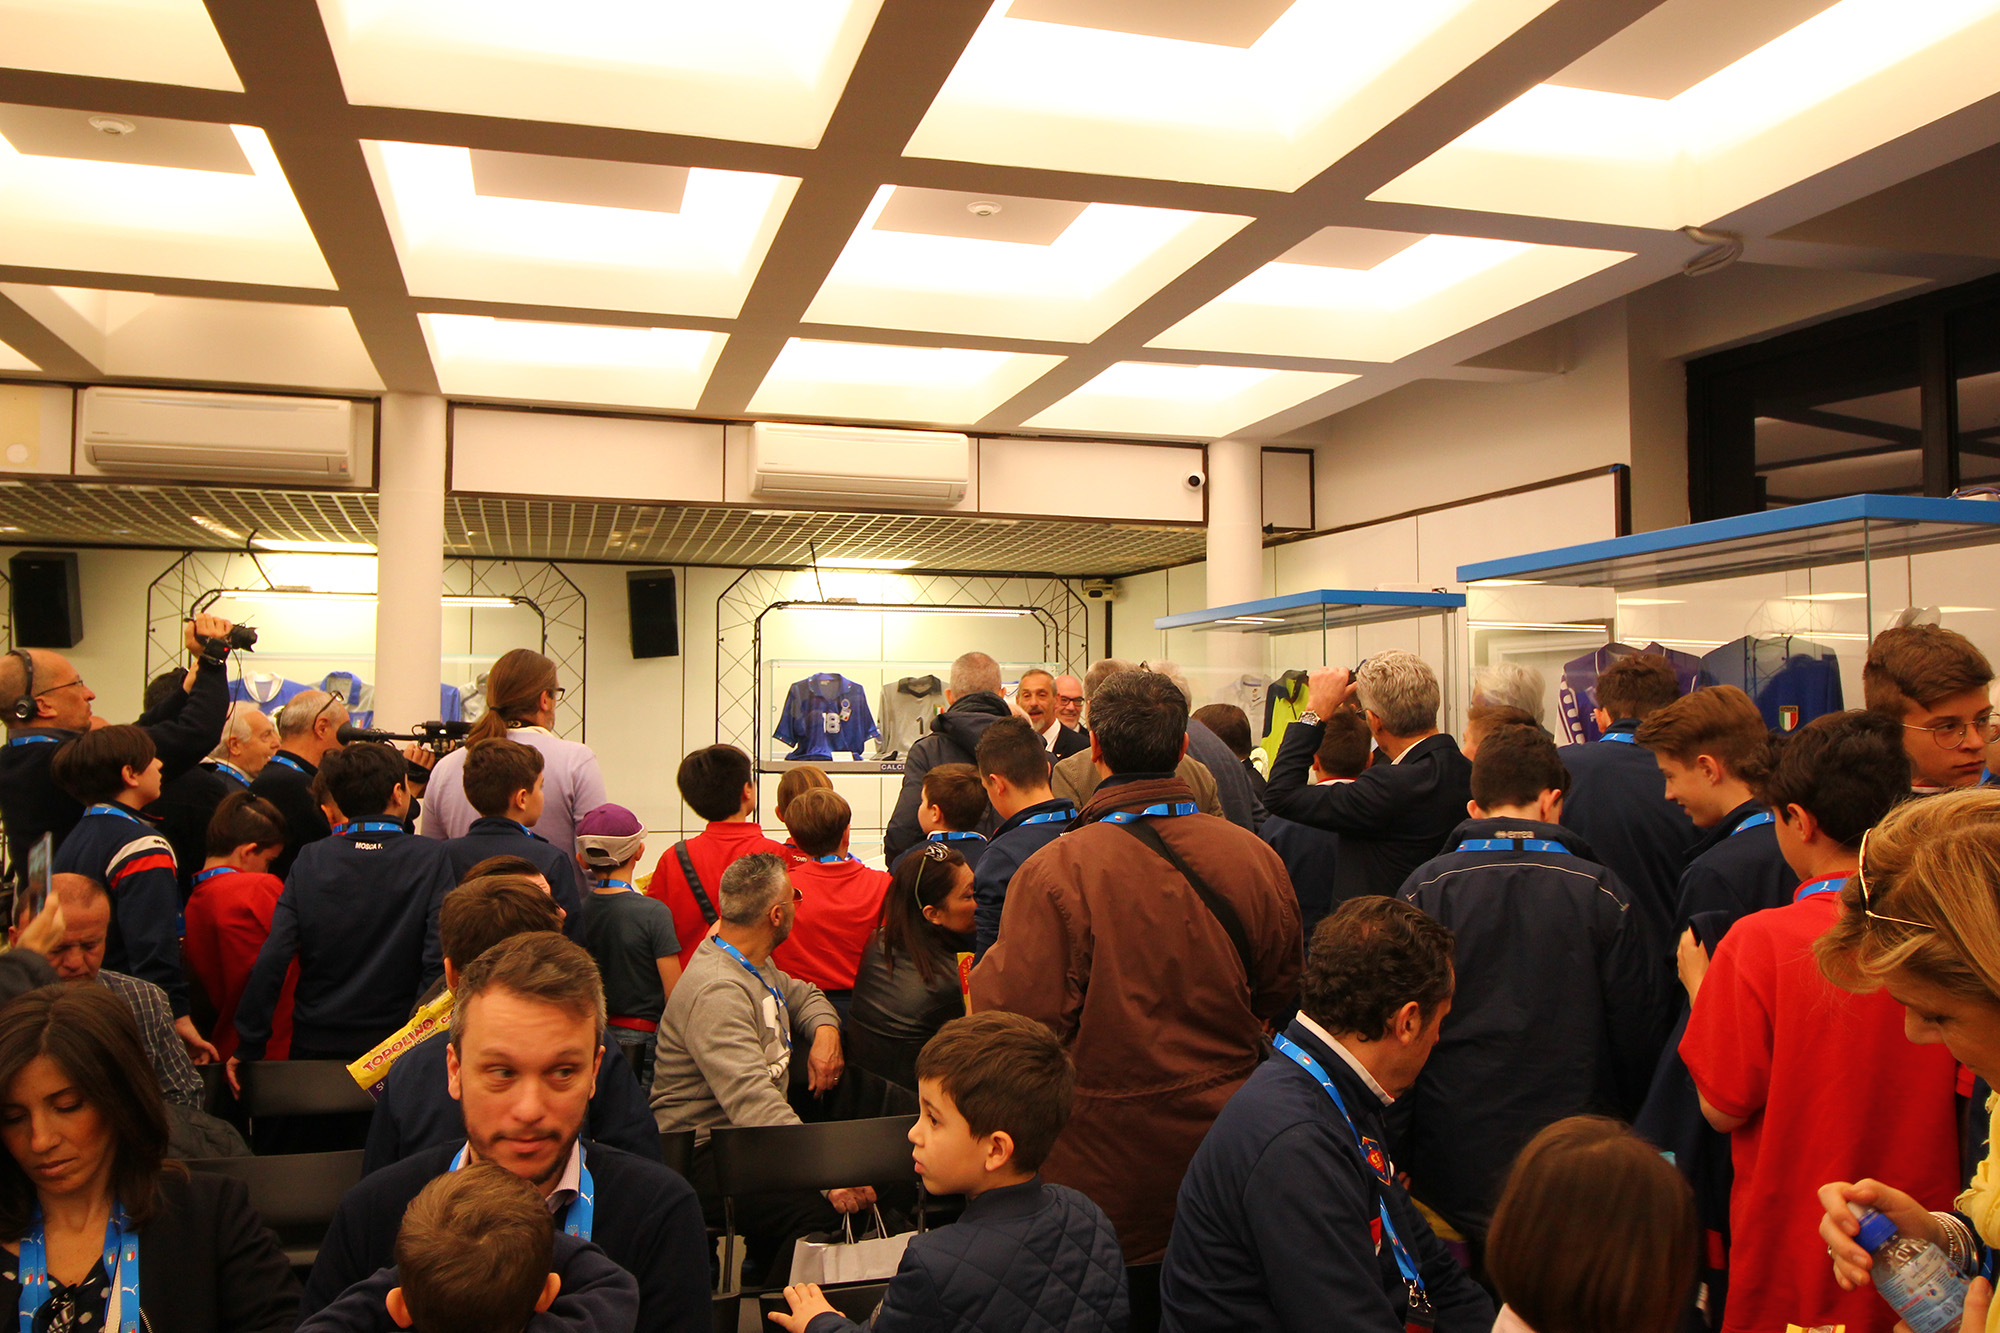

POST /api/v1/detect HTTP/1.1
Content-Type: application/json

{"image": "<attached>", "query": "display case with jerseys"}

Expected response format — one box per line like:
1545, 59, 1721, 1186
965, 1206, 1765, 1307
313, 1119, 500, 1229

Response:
760, 658, 1054, 768
1457, 494, 2000, 740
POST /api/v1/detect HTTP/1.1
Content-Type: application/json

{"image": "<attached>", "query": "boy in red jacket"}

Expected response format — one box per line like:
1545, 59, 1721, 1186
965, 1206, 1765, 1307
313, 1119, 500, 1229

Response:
183, 790, 294, 1061
772, 787, 890, 999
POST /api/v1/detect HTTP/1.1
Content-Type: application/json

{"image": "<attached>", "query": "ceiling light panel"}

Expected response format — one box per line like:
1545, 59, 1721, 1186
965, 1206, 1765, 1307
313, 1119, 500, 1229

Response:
0, 121, 333, 288
421, 313, 725, 411
747, 338, 1064, 425
1023, 360, 1358, 438
1, 285, 381, 390
366, 141, 797, 317
319, 0, 882, 148
903, 0, 1559, 191
2, 0, 241, 90
1152, 230, 1633, 363
1372, 0, 2000, 230
804, 185, 1249, 342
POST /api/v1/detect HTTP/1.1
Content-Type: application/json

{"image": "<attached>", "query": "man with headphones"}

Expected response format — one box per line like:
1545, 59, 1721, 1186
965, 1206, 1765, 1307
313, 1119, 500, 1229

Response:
0, 614, 236, 875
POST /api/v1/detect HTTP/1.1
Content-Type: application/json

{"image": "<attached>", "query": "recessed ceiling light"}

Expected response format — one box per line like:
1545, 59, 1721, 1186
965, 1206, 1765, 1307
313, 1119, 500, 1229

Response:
1941, 606, 1994, 614
1785, 591, 1868, 602
252, 538, 377, 554
966, 200, 1002, 217
1617, 597, 1684, 606
87, 117, 136, 137
0, 526, 22, 534
190, 515, 244, 541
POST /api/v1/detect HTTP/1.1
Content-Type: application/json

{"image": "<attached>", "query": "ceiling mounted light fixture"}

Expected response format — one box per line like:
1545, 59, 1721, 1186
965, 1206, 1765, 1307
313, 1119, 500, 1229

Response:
86, 116, 136, 136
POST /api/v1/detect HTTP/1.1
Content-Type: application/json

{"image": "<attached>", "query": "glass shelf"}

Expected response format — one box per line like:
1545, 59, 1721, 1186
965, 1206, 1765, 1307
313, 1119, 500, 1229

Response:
1153, 588, 1467, 634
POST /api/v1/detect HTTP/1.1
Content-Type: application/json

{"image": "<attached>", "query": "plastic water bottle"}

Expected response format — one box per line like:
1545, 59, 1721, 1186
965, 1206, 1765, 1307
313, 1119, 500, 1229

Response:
1849, 1203, 1967, 1333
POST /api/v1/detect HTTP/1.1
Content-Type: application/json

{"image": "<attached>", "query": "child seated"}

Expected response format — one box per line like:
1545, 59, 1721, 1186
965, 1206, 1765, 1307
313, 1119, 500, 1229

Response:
441, 739, 585, 937
770, 788, 891, 997
772, 1011, 1128, 1333
296, 1161, 638, 1333
894, 763, 989, 872
574, 802, 680, 1088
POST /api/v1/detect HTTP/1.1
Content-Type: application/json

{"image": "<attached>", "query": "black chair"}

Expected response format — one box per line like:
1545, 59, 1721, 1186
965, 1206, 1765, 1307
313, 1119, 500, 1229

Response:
196, 1063, 227, 1117
757, 1281, 890, 1325
1126, 1261, 1163, 1333
708, 1116, 920, 1318
238, 1060, 376, 1117
187, 1149, 364, 1270
658, 1128, 694, 1181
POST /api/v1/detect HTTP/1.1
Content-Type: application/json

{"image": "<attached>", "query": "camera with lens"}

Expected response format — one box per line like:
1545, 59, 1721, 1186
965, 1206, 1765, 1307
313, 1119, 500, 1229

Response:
199, 624, 258, 659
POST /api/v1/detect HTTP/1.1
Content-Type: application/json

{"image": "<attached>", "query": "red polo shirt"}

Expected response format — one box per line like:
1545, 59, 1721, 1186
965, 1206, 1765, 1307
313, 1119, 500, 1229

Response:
183, 868, 294, 1062
1681, 880, 1962, 1333
647, 821, 790, 957
771, 855, 892, 992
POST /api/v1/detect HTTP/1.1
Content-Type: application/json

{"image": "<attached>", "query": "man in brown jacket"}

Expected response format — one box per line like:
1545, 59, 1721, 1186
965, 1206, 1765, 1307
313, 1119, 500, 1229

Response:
972, 667, 1303, 1263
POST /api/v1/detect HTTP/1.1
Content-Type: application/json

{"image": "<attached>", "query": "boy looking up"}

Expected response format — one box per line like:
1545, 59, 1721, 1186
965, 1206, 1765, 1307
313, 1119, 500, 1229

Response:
49, 725, 189, 1022
442, 739, 585, 940
970, 719, 1073, 960
647, 744, 787, 957
1680, 711, 1957, 1333
231, 742, 458, 1074
895, 763, 990, 873
771, 788, 891, 999
771, 1012, 1128, 1333
1864, 624, 1996, 792
575, 802, 680, 1089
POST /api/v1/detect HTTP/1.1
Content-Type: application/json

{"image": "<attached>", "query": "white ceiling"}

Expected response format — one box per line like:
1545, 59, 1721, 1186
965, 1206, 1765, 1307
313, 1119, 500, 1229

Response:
0, 0, 1996, 443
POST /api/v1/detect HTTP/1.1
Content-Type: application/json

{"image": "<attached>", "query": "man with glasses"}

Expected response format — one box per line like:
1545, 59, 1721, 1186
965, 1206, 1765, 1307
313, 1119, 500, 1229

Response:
251, 687, 349, 878
1864, 624, 1996, 792
1055, 674, 1085, 731
0, 614, 235, 873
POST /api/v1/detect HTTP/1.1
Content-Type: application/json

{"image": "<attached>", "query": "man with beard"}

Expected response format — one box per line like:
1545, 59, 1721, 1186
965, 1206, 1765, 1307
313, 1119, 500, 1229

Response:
1014, 668, 1088, 759
302, 932, 710, 1333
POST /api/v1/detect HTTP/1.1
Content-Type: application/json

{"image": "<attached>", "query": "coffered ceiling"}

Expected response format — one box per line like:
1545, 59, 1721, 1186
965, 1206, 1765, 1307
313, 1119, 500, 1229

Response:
0, 0, 1997, 442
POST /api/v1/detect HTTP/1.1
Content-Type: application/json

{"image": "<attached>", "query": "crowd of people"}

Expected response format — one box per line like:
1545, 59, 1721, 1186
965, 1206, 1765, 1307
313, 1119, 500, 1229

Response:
0, 617, 1998, 1332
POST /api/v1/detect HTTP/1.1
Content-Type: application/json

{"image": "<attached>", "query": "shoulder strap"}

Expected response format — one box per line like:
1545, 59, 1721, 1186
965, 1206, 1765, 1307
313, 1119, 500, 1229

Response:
673, 841, 718, 926
1112, 819, 1255, 994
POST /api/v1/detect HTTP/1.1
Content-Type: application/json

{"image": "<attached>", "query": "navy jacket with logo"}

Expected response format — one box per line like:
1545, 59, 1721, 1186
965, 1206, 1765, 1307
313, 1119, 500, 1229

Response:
234, 824, 455, 1059
53, 804, 187, 1014
972, 797, 1075, 960
441, 815, 587, 941
1556, 721, 1701, 955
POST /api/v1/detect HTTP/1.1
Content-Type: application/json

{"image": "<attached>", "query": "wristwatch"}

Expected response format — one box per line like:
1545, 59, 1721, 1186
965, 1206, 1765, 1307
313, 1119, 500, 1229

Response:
1297, 710, 1321, 727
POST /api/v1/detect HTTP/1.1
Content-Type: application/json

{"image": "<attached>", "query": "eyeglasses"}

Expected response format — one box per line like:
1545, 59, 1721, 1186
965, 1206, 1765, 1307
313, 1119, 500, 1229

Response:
550, 687, 567, 705
1057, 694, 1083, 706
1855, 828, 1936, 933
33, 677, 86, 699
1904, 716, 2000, 748
311, 694, 344, 730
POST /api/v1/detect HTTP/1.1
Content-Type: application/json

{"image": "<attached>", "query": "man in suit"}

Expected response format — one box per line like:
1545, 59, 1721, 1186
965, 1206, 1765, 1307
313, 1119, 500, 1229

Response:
1013, 668, 1089, 760
1262, 652, 1473, 902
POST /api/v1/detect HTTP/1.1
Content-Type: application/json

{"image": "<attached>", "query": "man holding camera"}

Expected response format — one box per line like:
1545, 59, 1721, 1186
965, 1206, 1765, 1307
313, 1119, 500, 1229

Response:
0, 614, 237, 873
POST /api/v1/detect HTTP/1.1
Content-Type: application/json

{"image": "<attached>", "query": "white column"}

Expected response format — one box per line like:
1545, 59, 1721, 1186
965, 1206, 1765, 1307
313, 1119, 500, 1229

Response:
373, 393, 447, 730
1205, 437, 1265, 673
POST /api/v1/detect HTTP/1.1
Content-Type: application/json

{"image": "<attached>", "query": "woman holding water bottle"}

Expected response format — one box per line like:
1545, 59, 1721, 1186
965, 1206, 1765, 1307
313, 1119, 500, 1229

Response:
1815, 788, 2000, 1331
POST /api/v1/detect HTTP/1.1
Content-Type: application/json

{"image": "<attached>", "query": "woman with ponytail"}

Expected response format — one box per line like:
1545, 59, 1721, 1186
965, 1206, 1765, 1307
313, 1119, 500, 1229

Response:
420, 649, 606, 851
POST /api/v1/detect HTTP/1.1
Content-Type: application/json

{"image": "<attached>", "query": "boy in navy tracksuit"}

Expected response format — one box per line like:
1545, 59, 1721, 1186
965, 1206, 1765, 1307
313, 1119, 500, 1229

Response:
440, 739, 585, 939
49, 726, 188, 1017
770, 1012, 1127, 1333
970, 719, 1073, 960
1632, 684, 1795, 1329
232, 742, 457, 1067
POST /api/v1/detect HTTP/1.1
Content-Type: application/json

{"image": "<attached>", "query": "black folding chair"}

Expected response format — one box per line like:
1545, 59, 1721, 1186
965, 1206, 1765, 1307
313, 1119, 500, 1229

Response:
187, 1149, 364, 1270
1127, 1260, 1163, 1333
238, 1059, 375, 1154
708, 1115, 921, 1320
658, 1128, 695, 1181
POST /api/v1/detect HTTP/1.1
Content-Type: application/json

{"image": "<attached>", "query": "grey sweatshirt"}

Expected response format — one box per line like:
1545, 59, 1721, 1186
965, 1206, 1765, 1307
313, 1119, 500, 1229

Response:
650, 936, 839, 1137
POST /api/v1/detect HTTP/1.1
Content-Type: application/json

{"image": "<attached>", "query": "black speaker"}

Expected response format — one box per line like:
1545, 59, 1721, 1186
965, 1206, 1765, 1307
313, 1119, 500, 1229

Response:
627, 569, 679, 659
10, 552, 81, 649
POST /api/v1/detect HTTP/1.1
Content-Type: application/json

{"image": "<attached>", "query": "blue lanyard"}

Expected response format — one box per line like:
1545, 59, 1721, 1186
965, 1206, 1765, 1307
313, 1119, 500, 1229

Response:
268, 753, 308, 776
1271, 1034, 1426, 1303
1731, 811, 1775, 837
191, 866, 239, 887
451, 1146, 594, 1241
208, 761, 250, 785
1016, 811, 1070, 828
712, 937, 789, 1041
334, 821, 403, 836
599, 879, 634, 892
1600, 731, 1637, 745
1795, 874, 1847, 901
927, 831, 985, 844
83, 803, 148, 827
1099, 801, 1198, 825
1456, 837, 1572, 855
5, 736, 58, 747
813, 853, 852, 864
18, 1203, 140, 1333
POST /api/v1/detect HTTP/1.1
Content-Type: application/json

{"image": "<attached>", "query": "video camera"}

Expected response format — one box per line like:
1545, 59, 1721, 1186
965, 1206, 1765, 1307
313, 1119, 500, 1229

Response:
338, 719, 471, 761
198, 624, 259, 658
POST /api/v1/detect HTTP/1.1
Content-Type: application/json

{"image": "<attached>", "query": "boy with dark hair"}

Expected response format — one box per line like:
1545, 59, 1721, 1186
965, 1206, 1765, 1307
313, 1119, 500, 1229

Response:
1865, 623, 1996, 792
970, 717, 1074, 960
184, 790, 292, 1062
49, 724, 190, 1022
441, 739, 585, 941
898, 762, 990, 872
1678, 711, 1958, 1333
771, 1011, 1128, 1333
231, 742, 459, 1072
575, 803, 679, 1089
1397, 723, 1665, 1252
1191, 702, 1266, 802
1259, 712, 1370, 938
1558, 651, 1699, 955
772, 788, 891, 998
363, 874, 659, 1174
647, 744, 787, 957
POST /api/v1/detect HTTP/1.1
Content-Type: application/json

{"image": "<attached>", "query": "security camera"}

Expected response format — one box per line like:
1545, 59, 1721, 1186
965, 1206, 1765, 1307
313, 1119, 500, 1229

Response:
1082, 579, 1118, 602
1184, 472, 1205, 491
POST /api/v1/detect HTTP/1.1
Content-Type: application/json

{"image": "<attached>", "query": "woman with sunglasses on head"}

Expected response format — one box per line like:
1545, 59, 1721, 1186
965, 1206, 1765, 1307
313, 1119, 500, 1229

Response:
1815, 788, 2000, 1329
0, 984, 296, 1333
845, 844, 976, 1096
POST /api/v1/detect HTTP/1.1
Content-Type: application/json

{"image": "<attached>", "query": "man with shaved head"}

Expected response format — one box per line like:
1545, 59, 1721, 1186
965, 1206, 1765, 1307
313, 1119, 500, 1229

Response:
1014, 668, 1088, 760
0, 613, 234, 872
883, 650, 1012, 862
251, 687, 350, 878
1054, 674, 1085, 731
148, 701, 284, 894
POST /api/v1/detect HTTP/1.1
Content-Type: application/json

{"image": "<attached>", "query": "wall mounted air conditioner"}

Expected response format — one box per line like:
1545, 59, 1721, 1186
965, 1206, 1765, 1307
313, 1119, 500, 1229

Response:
77, 387, 360, 484
750, 422, 969, 507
